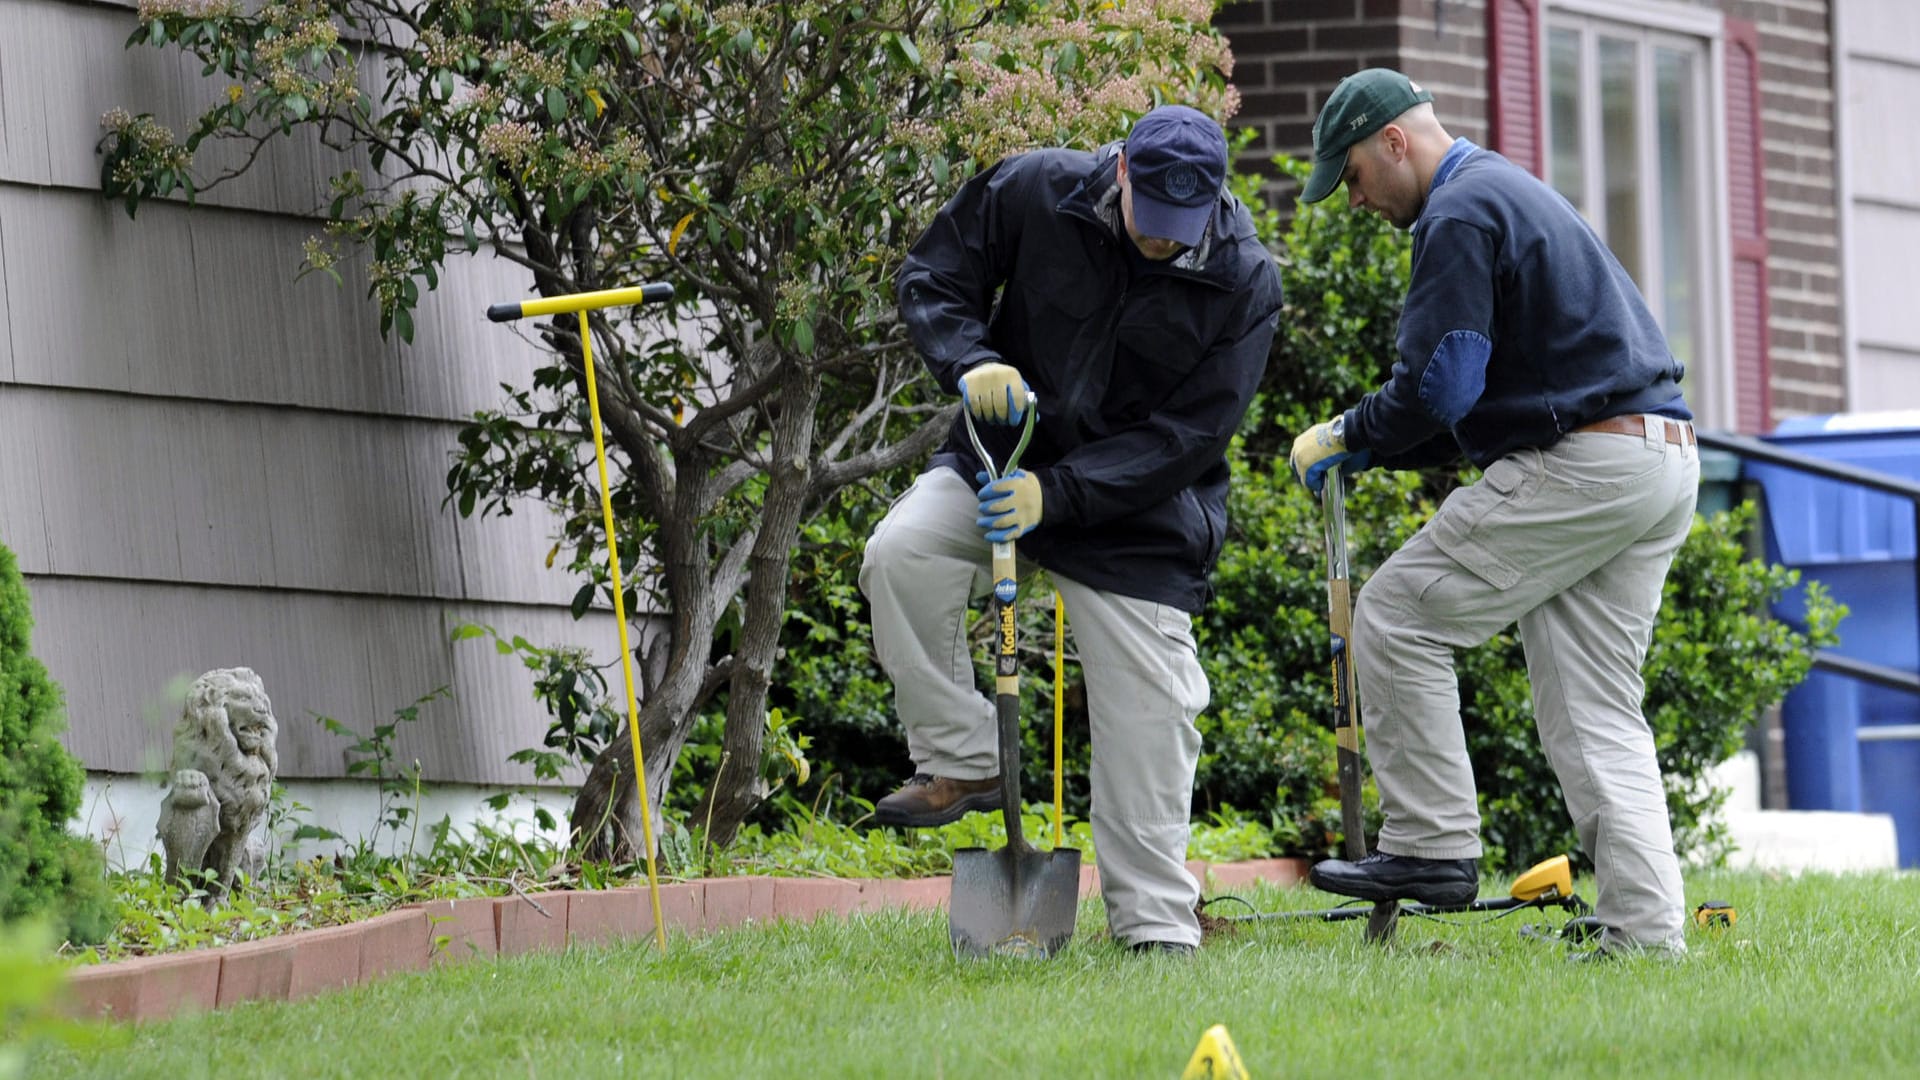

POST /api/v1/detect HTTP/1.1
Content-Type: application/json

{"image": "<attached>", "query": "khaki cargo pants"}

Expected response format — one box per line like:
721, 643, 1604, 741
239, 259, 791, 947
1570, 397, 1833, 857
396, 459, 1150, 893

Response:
859, 467, 1208, 948
1352, 417, 1700, 950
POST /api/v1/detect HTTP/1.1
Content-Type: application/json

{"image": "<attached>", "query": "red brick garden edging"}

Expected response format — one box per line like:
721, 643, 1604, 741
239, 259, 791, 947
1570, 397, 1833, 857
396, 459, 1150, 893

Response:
62, 858, 1307, 1023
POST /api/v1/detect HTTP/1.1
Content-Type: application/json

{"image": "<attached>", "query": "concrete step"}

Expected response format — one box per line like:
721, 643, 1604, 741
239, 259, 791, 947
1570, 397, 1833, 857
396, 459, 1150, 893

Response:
1703, 751, 1902, 872
1720, 809, 1900, 872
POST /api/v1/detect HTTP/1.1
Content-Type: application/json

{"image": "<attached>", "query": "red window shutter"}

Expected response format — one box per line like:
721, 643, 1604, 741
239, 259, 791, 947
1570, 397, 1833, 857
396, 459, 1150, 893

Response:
1486, 0, 1543, 177
1724, 17, 1771, 433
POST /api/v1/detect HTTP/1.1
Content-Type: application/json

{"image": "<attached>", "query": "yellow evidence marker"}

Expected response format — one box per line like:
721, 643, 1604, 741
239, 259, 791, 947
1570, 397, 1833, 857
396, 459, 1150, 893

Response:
1181, 1024, 1250, 1080
1694, 900, 1738, 929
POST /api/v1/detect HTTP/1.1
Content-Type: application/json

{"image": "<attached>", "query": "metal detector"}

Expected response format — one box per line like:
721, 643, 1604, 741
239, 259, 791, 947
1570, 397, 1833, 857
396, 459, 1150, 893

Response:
1210, 853, 1598, 942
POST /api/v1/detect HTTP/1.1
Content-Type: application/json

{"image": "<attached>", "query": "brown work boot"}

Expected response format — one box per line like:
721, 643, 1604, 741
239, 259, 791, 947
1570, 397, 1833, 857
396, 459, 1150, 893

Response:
870, 773, 1002, 827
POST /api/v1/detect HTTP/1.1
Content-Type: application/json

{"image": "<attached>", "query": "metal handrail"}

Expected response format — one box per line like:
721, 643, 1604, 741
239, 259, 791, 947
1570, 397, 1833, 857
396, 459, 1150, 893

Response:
1698, 429, 1920, 698
1699, 431, 1920, 502
1805, 650, 1920, 696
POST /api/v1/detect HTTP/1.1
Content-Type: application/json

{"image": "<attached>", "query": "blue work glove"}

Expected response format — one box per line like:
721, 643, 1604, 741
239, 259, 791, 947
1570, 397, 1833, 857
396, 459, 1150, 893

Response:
959, 362, 1030, 425
975, 469, 1044, 543
1288, 417, 1372, 497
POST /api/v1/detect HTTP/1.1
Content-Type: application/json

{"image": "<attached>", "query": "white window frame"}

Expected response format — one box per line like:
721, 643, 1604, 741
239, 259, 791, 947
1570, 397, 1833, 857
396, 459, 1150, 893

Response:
1542, 0, 1734, 429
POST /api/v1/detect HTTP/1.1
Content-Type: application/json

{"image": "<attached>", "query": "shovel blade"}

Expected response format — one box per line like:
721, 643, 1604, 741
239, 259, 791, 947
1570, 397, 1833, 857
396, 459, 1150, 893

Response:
949, 845, 1082, 959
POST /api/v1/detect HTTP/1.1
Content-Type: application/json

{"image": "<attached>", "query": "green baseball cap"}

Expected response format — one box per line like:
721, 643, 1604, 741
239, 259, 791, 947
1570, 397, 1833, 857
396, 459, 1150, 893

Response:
1302, 68, 1435, 204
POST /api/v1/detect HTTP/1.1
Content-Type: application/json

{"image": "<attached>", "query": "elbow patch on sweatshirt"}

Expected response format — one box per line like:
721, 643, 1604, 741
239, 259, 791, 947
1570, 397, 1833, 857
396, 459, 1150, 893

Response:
1417, 330, 1493, 428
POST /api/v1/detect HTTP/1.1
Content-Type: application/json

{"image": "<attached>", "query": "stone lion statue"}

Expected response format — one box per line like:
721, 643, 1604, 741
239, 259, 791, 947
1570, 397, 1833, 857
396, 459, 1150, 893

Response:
156, 668, 278, 901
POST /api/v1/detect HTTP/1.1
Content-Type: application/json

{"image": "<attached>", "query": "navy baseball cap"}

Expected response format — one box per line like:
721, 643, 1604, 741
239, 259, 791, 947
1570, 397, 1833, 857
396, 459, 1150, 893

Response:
1123, 105, 1228, 247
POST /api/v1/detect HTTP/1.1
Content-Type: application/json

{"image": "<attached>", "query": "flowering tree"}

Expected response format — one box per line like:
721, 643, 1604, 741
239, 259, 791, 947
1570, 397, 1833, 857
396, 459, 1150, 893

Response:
102, 0, 1237, 857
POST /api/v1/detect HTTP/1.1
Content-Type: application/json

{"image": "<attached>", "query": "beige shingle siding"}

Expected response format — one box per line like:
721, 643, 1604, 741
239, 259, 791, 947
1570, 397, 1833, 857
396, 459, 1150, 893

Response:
26, 577, 618, 782
1836, 0, 1920, 407
0, 218, 13, 384
0, 391, 51, 570
1730, 0, 1845, 417
0, 0, 359, 211
0, 187, 542, 422
3, 0, 638, 784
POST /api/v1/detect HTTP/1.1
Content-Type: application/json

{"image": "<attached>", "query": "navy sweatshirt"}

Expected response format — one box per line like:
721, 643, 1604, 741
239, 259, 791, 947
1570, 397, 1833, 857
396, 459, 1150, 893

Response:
1343, 139, 1688, 471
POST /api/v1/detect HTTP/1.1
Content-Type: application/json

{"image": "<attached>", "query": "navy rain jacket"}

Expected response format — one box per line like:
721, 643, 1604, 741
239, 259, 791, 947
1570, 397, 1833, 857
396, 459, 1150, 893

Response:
898, 143, 1282, 611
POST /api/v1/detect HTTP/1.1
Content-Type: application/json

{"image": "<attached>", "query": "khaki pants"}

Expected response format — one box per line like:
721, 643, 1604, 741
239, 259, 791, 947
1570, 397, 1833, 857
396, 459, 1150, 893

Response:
1352, 420, 1699, 950
859, 468, 1208, 947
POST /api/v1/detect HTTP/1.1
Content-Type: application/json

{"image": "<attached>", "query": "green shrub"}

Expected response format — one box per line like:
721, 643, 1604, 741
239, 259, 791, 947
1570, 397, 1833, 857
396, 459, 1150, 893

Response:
695, 502, 909, 812
1249, 158, 1413, 462
0, 544, 113, 945
1193, 442, 1431, 857
2, 918, 107, 1074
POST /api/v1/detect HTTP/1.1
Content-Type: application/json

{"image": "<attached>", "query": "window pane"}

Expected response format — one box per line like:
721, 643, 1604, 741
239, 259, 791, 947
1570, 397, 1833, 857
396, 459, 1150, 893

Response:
1548, 27, 1584, 213
1599, 36, 1641, 287
1656, 46, 1698, 373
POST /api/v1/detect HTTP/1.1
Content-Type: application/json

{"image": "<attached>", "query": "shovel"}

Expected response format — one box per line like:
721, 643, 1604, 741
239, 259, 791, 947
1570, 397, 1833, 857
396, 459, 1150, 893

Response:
1323, 465, 1399, 943
950, 394, 1083, 960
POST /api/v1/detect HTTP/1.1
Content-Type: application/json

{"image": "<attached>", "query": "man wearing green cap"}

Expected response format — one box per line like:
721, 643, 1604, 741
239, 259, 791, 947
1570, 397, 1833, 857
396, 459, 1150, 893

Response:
1287, 69, 1699, 959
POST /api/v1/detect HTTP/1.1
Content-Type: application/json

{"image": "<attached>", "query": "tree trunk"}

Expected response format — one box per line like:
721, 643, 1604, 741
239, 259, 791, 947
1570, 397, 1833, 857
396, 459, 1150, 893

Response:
570, 671, 700, 863
568, 444, 719, 863
701, 365, 822, 845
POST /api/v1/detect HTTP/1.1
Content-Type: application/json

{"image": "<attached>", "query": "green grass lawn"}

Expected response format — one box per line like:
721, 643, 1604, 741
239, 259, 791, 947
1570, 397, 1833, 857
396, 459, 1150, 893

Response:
30, 869, 1920, 1079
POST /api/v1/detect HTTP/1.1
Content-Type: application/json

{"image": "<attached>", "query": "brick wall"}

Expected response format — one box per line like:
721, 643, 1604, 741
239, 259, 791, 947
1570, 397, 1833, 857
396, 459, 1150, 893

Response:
1727, 0, 1844, 416
1219, 0, 1490, 202
1390, 0, 1491, 147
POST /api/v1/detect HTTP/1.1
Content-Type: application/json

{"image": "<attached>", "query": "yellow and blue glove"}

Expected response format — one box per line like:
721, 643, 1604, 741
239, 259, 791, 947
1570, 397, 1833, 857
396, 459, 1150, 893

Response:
1289, 416, 1371, 496
960, 362, 1030, 425
976, 469, 1043, 542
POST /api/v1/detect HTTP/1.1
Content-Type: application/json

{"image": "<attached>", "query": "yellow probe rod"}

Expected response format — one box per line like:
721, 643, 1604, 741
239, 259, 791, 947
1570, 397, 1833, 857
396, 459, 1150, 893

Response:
1053, 590, 1065, 848
487, 283, 674, 322
488, 283, 673, 949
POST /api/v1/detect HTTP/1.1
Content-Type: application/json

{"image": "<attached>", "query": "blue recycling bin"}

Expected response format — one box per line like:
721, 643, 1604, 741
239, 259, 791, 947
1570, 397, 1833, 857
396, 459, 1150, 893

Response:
1744, 412, 1920, 867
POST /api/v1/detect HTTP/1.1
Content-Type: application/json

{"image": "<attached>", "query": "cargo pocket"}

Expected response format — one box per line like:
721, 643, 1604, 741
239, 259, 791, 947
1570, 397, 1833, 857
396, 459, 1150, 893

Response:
1151, 603, 1209, 718
1153, 602, 1199, 652
1428, 453, 1537, 591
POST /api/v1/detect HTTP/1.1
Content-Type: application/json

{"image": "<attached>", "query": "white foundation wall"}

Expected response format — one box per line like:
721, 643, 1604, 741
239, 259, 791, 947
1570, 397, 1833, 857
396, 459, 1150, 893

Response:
1696, 751, 1900, 873
78, 772, 579, 873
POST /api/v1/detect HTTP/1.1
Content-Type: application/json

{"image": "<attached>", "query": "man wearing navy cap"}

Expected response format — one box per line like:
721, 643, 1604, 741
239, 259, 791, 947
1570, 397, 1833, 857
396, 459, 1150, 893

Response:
861, 105, 1282, 953
1287, 69, 1698, 959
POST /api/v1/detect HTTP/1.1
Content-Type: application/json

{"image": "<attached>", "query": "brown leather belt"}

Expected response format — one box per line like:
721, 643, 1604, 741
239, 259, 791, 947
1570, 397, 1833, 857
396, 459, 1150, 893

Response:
1573, 414, 1696, 446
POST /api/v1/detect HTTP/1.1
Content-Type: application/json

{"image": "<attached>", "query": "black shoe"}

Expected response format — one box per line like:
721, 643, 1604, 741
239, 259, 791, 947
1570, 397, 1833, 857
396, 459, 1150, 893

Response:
870, 773, 1002, 827
1308, 851, 1479, 906
1126, 940, 1196, 957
